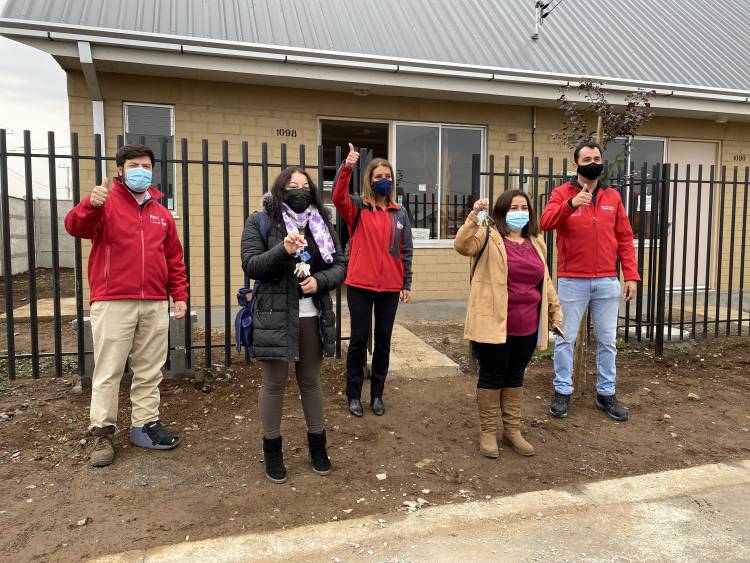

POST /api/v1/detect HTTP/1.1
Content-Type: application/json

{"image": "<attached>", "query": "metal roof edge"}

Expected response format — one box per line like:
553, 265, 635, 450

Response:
2, 17, 749, 103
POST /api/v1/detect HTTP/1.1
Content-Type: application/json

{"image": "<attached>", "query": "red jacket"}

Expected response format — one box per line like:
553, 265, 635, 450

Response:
540, 180, 640, 281
64, 179, 189, 304
332, 166, 413, 292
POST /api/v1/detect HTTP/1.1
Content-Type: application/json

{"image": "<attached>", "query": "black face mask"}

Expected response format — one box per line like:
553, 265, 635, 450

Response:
284, 189, 312, 213
577, 162, 603, 181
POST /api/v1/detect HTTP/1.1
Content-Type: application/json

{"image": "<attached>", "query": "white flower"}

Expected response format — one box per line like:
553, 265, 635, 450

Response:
294, 262, 311, 279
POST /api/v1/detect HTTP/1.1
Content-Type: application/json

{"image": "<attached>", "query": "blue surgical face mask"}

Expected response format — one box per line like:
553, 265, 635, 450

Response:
124, 167, 152, 193
506, 210, 530, 231
372, 178, 392, 197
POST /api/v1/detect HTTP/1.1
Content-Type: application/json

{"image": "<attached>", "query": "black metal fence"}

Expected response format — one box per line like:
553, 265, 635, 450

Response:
0, 131, 382, 381
1, 131, 748, 381
471, 154, 750, 356
401, 193, 474, 240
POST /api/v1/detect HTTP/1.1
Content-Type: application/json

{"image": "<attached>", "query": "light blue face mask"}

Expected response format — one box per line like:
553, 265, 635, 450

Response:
124, 167, 152, 193
506, 210, 530, 231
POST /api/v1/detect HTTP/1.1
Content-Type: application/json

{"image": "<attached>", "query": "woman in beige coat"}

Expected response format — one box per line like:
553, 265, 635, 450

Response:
455, 189, 563, 459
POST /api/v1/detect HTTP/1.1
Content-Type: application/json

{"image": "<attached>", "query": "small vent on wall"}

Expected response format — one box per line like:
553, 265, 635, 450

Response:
507, 133, 518, 142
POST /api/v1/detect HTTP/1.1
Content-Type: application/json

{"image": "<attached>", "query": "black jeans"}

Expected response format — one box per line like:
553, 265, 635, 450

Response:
346, 285, 400, 400
473, 333, 538, 389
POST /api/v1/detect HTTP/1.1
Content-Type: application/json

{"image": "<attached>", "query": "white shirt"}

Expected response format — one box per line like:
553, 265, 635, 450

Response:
298, 296, 319, 318
131, 190, 151, 206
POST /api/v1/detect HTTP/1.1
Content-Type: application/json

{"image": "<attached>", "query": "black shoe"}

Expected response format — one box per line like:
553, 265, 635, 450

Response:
262, 436, 287, 483
144, 420, 180, 446
348, 398, 364, 417
371, 397, 385, 416
596, 394, 629, 421
549, 391, 571, 418
307, 431, 332, 476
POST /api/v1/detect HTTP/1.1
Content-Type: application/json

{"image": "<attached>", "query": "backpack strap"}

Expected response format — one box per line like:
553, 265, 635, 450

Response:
470, 223, 492, 282
349, 196, 364, 238
257, 211, 270, 246
350, 205, 362, 238
244, 211, 271, 289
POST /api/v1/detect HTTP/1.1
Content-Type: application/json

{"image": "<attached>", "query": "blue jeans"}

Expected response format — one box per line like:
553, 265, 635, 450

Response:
553, 277, 621, 396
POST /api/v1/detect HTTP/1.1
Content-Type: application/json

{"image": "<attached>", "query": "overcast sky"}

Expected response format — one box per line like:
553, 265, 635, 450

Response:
0, 0, 70, 198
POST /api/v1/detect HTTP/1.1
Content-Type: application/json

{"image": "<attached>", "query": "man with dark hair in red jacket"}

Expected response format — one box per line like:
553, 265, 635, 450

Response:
65, 144, 188, 467
540, 140, 640, 422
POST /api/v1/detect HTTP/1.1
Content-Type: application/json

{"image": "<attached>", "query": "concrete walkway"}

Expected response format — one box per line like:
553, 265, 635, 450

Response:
337, 313, 460, 380
94, 459, 750, 563
341, 301, 465, 379
0, 297, 77, 322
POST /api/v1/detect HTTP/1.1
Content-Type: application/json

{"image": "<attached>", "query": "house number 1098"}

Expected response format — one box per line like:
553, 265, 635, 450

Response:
276, 128, 297, 137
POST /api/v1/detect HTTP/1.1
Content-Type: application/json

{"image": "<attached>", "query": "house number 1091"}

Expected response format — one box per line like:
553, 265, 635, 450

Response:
276, 129, 297, 137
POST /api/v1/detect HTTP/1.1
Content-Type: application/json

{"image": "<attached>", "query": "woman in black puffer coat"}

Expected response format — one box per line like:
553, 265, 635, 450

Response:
241, 167, 346, 484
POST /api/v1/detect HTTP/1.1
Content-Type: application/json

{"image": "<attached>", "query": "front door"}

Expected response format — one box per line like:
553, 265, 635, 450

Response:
666, 140, 719, 290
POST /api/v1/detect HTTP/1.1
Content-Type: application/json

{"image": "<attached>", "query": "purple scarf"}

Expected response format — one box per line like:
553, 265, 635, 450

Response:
281, 204, 336, 264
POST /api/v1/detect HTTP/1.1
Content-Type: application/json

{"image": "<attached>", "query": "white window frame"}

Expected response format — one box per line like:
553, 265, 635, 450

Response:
605, 135, 667, 247
122, 102, 178, 214
391, 121, 486, 247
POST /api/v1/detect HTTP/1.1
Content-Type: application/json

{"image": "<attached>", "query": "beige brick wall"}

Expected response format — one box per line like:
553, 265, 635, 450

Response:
66, 71, 750, 304
411, 248, 471, 299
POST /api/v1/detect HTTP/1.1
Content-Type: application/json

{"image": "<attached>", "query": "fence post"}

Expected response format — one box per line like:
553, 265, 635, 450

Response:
70, 133, 87, 382
201, 139, 211, 366
222, 140, 231, 367
47, 131, 63, 377
655, 164, 671, 357
180, 138, 192, 369
23, 130, 40, 378
0, 129, 16, 380
471, 153, 480, 201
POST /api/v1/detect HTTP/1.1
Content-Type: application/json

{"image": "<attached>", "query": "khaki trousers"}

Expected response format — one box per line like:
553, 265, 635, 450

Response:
89, 299, 169, 429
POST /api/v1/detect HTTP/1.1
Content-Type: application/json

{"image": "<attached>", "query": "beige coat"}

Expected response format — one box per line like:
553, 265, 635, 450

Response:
454, 213, 562, 350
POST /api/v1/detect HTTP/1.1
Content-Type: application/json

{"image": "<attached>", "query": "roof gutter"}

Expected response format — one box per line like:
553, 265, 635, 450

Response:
77, 40, 106, 177
2, 18, 749, 106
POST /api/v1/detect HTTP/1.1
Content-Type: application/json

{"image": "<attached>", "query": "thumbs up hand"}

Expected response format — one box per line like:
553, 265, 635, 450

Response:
90, 177, 110, 207
571, 182, 593, 208
344, 142, 360, 169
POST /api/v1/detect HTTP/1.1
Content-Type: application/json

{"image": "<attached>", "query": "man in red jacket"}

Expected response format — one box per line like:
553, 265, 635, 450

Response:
540, 140, 639, 422
65, 144, 188, 467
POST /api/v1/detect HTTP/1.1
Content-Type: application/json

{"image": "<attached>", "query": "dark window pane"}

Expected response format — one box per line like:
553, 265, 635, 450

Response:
441, 128, 482, 238
624, 139, 665, 240
125, 105, 174, 208
603, 138, 628, 182
396, 125, 439, 239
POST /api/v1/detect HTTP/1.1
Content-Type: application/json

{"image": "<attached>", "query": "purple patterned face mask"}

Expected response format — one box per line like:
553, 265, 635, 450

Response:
281, 203, 336, 264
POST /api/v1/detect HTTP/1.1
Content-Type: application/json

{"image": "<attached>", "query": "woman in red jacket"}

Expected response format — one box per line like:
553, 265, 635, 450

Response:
333, 144, 413, 417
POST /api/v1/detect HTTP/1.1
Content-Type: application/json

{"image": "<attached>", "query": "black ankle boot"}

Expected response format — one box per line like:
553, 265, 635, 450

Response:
307, 430, 332, 476
348, 398, 364, 417
262, 436, 287, 483
371, 397, 385, 416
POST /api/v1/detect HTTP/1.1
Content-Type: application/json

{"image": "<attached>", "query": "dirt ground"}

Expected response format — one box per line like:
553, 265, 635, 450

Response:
0, 269, 78, 363
0, 269, 76, 311
1, 322, 749, 562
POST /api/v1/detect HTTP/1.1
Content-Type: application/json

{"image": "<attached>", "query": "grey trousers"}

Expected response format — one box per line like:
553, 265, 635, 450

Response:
259, 317, 325, 439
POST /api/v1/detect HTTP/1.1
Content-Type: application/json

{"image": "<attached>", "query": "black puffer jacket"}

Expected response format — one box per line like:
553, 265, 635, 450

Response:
240, 195, 346, 361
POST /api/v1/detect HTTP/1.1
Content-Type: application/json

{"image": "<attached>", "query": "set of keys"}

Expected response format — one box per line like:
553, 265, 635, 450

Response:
294, 237, 312, 279
476, 210, 489, 227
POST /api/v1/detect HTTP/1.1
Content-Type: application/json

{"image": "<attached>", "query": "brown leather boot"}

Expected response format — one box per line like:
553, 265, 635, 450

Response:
476, 388, 501, 458
500, 387, 535, 456
89, 426, 116, 467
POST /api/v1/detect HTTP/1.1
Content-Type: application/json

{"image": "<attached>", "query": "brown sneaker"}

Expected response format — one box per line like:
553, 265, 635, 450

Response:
89, 426, 116, 467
